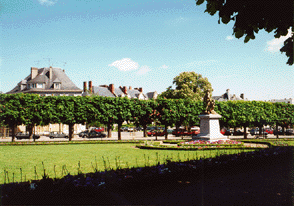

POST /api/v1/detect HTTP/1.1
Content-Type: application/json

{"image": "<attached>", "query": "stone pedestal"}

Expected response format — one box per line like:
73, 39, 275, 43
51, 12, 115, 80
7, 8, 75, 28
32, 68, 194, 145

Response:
193, 113, 228, 141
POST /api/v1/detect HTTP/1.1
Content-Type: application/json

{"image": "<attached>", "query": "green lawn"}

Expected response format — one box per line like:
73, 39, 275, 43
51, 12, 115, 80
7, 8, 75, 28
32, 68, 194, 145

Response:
0, 143, 257, 184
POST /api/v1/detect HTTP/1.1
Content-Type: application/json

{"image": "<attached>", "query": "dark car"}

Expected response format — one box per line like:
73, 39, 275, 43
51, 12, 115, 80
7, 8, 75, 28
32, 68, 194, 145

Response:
15, 132, 40, 140
49, 132, 69, 139
286, 129, 294, 135
83, 131, 107, 138
233, 130, 244, 136
250, 129, 268, 137
273, 129, 283, 135
79, 130, 89, 137
120, 127, 128, 132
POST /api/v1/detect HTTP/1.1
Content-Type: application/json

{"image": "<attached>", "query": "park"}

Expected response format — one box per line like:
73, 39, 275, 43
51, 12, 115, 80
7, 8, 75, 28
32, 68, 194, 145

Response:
1, 92, 294, 205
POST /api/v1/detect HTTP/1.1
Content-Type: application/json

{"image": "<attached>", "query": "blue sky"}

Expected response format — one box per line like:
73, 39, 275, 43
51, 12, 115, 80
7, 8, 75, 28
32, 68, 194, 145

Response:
1, 0, 293, 100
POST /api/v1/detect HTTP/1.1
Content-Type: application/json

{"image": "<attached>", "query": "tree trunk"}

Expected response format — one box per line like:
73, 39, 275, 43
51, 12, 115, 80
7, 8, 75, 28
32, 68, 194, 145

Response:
143, 124, 147, 137
244, 126, 248, 139
68, 123, 74, 141
276, 122, 279, 139
117, 123, 122, 140
164, 124, 168, 140
175, 124, 179, 137
282, 126, 285, 135
258, 125, 262, 136
107, 123, 112, 138
155, 122, 158, 141
33, 124, 36, 142
28, 124, 34, 140
11, 124, 16, 142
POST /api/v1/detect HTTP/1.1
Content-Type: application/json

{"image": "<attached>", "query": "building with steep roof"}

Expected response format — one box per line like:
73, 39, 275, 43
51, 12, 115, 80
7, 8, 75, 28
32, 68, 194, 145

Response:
212, 89, 245, 101
7, 67, 82, 96
5, 67, 84, 135
82, 81, 151, 100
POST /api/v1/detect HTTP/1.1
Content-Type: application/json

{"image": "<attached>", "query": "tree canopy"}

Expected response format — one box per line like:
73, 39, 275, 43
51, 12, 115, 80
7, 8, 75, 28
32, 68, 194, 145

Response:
196, 0, 293, 65
159, 72, 213, 101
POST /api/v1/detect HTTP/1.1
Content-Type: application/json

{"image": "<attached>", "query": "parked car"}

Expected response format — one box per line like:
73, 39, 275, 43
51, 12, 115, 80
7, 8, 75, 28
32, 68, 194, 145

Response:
273, 129, 283, 135
49, 132, 69, 139
79, 130, 89, 137
120, 127, 128, 132
135, 127, 143, 131
83, 131, 107, 138
250, 129, 268, 136
93, 127, 104, 132
233, 130, 244, 136
147, 130, 166, 136
286, 129, 294, 135
128, 127, 135, 132
221, 129, 231, 135
15, 132, 40, 140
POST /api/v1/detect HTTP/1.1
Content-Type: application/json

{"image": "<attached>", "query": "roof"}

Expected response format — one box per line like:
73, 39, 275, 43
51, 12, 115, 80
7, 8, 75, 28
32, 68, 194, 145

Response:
146, 91, 157, 99
7, 67, 82, 94
92, 86, 115, 97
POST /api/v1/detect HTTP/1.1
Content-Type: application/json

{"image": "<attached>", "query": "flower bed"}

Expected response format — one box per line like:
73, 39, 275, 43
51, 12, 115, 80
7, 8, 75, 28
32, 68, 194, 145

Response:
1, 146, 291, 205
137, 140, 253, 150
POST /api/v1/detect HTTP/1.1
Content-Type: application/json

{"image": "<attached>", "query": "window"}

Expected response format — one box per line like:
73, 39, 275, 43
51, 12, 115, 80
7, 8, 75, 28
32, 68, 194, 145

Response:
37, 83, 43, 88
54, 83, 60, 89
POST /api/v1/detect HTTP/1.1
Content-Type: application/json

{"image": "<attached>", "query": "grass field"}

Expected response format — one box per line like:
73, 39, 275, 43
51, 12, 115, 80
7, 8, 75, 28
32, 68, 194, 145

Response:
0, 143, 258, 184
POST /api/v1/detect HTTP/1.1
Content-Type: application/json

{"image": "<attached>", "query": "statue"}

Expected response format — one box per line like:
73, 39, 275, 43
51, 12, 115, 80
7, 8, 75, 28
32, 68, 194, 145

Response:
203, 89, 216, 114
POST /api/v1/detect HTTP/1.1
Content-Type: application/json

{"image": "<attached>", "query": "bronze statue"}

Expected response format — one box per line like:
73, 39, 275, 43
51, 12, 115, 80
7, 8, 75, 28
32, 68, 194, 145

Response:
203, 89, 216, 114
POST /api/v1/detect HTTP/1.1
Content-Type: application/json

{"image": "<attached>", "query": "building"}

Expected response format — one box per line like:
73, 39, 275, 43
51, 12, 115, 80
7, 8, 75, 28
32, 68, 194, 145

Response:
7, 67, 82, 96
267, 98, 293, 104
82, 81, 152, 100
5, 66, 85, 136
212, 89, 245, 101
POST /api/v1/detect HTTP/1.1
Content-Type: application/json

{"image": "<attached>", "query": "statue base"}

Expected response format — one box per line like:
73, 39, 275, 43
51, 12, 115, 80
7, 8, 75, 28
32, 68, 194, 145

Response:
192, 113, 228, 142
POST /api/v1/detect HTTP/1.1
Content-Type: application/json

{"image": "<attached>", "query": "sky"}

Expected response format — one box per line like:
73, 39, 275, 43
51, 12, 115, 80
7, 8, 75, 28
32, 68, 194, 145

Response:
0, 0, 293, 101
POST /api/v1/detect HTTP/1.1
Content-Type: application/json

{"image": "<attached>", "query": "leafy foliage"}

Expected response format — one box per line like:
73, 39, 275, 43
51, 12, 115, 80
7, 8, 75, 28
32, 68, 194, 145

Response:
1, 94, 294, 141
195, 0, 293, 65
159, 72, 213, 101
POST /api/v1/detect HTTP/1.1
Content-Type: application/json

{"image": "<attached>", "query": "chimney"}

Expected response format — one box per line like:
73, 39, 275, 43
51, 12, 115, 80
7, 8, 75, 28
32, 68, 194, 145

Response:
109, 84, 115, 94
123, 86, 127, 95
100, 85, 108, 88
240, 93, 244, 100
226, 89, 230, 100
83, 81, 87, 92
88, 81, 92, 93
63, 69, 65, 73
31, 67, 38, 80
129, 86, 132, 90
139, 87, 143, 93
49, 66, 53, 80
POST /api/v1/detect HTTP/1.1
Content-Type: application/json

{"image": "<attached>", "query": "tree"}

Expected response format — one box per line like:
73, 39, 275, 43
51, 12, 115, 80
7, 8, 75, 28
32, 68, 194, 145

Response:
131, 99, 154, 137
160, 72, 213, 101
196, 0, 293, 65
0, 94, 28, 142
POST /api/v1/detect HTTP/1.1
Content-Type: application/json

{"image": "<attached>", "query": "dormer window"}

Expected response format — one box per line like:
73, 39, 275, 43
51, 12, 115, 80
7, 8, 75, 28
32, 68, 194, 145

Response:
54, 83, 61, 89
37, 83, 44, 88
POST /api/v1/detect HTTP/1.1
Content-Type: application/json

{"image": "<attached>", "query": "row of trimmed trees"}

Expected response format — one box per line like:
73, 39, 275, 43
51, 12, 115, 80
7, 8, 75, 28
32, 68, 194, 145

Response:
1, 94, 294, 141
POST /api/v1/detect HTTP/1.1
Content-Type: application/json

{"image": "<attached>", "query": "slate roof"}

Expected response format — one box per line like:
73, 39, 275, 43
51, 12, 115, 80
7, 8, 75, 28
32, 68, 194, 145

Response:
92, 86, 115, 97
146, 91, 157, 99
7, 67, 82, 94
212, 92, 243, 101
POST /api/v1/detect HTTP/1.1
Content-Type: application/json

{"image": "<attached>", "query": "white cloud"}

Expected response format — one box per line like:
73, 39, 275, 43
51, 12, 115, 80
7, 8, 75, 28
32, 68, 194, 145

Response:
160, 64, 168, 69
136, 65, 151, 75
108, 58, 139, 71
38, 0, 57, 6
226, 36, 234, 41
265, 28, 292, 52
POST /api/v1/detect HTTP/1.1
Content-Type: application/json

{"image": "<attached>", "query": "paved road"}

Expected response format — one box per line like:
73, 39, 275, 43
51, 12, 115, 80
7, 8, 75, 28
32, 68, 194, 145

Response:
0, 132, 293, 142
